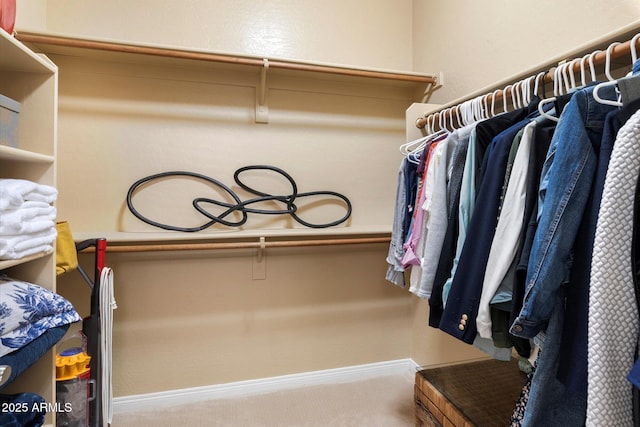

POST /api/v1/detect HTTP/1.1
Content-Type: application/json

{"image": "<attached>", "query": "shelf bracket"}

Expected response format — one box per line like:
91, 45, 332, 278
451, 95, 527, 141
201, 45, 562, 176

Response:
420, 71, 444, 103
252, 236, 267, 280
256, 59, 269, 124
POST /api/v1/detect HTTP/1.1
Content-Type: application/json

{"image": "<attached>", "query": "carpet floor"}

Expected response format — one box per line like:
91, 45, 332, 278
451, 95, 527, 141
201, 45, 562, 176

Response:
111, 371, 415, 427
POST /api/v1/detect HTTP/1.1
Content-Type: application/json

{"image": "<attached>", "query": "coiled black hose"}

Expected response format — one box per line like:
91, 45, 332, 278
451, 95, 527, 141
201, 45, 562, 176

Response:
126, 165, 352, 231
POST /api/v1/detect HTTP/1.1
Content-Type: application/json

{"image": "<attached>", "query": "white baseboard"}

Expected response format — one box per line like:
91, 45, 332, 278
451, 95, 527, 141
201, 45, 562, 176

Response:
113, 358, 419, 414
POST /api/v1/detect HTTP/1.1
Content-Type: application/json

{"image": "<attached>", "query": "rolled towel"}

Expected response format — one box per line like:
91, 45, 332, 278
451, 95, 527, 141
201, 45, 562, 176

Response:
0, 179, 57, 210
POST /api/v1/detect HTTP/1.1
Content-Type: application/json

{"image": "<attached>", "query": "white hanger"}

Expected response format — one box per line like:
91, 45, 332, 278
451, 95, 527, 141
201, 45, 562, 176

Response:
490, 89, 501, 117
537, 64, 565, 122
513, 82, 522, 109
560, 62, 571, 93
454, 105, 463, 130
440, 108, 450, 133
631, 33, 640, 64
461, 99, 474, 126
589, 50, 602, 82
579, 54, 589, 87
514, 81, 523, 109
401, 113, 437, 157
440, 108, 453, 133
477, 95, 488, 121
400, 134, 429, 156
482, 94, 490, 120
533, 71, 547, 99
593, 41, 623, 107
503, 84, 513, 113
568, 58, 582, 90
606, 42, 621, 81
525, 75, 536, 104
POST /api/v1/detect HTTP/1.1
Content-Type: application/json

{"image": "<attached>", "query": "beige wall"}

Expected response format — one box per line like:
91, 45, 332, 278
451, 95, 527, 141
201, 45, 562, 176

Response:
25, 0, 432, 398
15, 0, 640, 397
18, 0, 415, 72
413, 0, 640, 105
59, 245, 415, 395
48, 47, 427, 396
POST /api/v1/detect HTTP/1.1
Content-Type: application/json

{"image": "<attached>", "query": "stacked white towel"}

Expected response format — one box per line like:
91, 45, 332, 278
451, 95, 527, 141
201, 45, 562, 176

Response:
0, 179, 58, 260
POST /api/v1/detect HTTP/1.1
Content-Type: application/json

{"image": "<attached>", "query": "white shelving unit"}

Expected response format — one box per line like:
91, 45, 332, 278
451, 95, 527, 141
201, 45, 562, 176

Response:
0, 28, 58, 426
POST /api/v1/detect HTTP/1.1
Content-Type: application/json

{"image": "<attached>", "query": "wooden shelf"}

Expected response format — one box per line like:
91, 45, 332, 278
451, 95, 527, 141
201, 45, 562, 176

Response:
15, 31, 437, 86
0, 250, 54, 270
0, 145, 55, 163
0, 28, 58, 426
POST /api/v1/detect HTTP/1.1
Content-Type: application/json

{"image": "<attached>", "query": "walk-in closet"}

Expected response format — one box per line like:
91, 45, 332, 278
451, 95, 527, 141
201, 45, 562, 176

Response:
2, 1, 640, 426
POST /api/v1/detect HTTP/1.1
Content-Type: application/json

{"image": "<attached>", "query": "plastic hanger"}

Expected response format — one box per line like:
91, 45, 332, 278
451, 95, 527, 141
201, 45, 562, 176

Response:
482, 94, 490, 120
589, 50, 602, 82
513, 81, 523, 109
490, 89, 501, 117
526, 75, 536, 104
503, 84, 512, 113
628, 33, 640, 60
460, 99, 473, 126
614, 34, 640, 104
533, 71, 546, 99
568, 58, 582, 90
400, 134, 429, 156
454, 105, 463, 130
400, 113, 436, 156
579, 54, 588, 87
631, 33, 640, 64
445, 107, 456, 132
593, 42, 623, 107
605, 42, 621, 82
537, 64, 565, 122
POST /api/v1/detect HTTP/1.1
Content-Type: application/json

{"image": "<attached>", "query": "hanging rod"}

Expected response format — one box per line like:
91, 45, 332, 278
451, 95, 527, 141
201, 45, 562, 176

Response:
78, 236, 391, 253
415, 31, 640, 129
15, 31, 437, 84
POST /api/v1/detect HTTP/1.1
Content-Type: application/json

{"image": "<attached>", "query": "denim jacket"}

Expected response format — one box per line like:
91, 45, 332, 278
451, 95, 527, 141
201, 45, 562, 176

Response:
510, 86, 617, 339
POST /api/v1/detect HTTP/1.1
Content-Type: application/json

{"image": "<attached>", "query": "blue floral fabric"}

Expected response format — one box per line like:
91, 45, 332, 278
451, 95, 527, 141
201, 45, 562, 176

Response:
0, 392, 46, 427
0, 275, 80, 357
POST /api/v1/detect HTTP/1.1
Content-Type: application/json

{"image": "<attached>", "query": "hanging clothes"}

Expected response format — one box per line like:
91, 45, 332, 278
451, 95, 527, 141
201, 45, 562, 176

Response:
440, 100, 538, 345
387, 35, 640, 426
588, 107, 640, 427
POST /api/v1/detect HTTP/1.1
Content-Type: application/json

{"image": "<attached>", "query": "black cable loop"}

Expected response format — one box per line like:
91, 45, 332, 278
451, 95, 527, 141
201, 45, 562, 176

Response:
126, 165, 352, 231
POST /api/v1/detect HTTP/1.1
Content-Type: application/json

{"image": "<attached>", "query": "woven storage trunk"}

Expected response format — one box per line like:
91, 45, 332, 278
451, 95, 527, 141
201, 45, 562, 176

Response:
415, 358, 527, 427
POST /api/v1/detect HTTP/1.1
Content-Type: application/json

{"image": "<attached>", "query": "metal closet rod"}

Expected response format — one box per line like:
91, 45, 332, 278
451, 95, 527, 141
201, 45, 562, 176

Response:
15, 31, 437, 84
416, 34, 640, 129
78, 236, 392, 253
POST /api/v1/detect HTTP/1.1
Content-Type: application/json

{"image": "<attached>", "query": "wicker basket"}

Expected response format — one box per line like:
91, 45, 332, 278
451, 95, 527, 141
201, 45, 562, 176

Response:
415, 358, 527, 427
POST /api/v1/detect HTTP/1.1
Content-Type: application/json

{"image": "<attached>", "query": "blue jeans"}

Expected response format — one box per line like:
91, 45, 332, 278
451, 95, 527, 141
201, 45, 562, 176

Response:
522, 294, 586, 426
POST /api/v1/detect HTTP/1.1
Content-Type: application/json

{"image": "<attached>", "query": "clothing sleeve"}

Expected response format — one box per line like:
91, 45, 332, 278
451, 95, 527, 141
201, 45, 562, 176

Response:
510, 90, 604, 339
413, 136, 457, 298
385, 158, 409, 287
476, 123, 534, 338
